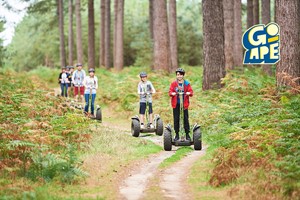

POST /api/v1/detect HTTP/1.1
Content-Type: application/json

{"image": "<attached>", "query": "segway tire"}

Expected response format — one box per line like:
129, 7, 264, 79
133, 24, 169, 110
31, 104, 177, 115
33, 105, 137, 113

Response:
96, 108, 102, 122
193, 128, 202, 150
131, 119, 140, 137
155, 118, 163, 136
163, 128, 172, 151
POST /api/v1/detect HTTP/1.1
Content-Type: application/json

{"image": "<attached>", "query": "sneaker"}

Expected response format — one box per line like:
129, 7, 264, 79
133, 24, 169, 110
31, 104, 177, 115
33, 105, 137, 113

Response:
141, 124, 145, 129
174, 134, 179, 141
150, 124, 154, 129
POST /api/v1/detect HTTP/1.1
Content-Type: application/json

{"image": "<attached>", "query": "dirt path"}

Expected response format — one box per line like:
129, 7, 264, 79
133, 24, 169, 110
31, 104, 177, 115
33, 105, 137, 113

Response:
119, 151, 174, 200
159, 146, 207, 200
80, 103, 206, 200
106, 104, 207, 200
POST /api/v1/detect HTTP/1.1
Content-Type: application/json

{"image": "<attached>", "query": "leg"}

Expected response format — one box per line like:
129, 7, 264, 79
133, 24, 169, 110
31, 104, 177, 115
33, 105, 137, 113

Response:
173, 104, 180, 140
80, 86, 85, 103
91, 94, 96, 115
60, 83, 64, 96
65, 84, 68, 97
74, 87, 78, 101
84, 94, 89, 113
148, 103, 153, 124
139, 102, 146, 128
184, 109, 190, 140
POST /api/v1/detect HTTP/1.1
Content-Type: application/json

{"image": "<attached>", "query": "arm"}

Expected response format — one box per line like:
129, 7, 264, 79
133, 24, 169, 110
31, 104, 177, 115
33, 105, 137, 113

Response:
150, 82, 156, 94
137, 82, 142, 94
83, 77, 87, 88
58, 73, 62, 83
95, 77, 98, 89
186, 83, 193, 97
169, 82, 176, 97
72, 71, 76, 84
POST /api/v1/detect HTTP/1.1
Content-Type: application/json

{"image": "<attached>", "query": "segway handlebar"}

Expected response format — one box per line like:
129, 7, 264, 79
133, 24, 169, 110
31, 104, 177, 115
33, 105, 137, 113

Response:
171, 91, 191, 96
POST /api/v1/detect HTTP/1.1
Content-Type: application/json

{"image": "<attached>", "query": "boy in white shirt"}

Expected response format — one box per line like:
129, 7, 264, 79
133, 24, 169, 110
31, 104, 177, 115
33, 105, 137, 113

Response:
137, 72, 156, 129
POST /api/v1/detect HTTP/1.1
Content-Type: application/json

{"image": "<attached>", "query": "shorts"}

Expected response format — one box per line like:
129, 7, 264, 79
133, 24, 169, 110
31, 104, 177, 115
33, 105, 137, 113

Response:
139, 102, 153, 115
74, 86, 85, 96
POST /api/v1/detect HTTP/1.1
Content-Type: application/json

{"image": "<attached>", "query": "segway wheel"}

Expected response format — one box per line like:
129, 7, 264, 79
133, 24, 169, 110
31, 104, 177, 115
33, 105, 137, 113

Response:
193, 128, 202, 150
96, 107, 102, 122
155, 118, 164, 136
163, 128, 172, 151
131, 119, 140, 137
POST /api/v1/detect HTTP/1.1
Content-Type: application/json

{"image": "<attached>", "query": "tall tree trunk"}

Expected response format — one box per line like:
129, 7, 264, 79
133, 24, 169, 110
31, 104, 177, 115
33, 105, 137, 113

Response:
247, 0, 253, 28
223, 0, 234, 70
261, 0, 272, 75
233, 0, 243, 67
168, 0, 178, 71
275, 0, 300, 88
75, 0, 83, 64
113, 0, 124, 71
262, 0, 270, 24
105, 0, 111, 68
149, 0, 154, 41
262, 0, 272, 75
202, 0, 225, 90
100, 0, 105, 67
253, 0, 259, 24
153, 0, 170, 72
58, 0, 66, 67
88, 0, 95, 68
68, 0, 74, 66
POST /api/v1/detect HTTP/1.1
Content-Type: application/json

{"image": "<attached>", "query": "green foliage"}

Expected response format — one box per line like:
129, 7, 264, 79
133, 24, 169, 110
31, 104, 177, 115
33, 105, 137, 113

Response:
0, 71, 90, 186
27, 145, 88, 183
5, 12, 59, 71
195, 68, 299, 198
159, 147, 193, 168
0, 19, 5, 67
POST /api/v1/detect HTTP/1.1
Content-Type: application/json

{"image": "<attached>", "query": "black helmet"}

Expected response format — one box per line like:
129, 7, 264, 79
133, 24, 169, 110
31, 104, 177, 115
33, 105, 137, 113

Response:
76, 63, 83, 67
140, 72, 147, 78
175, 68, 185, 75
88, 68, 95, 73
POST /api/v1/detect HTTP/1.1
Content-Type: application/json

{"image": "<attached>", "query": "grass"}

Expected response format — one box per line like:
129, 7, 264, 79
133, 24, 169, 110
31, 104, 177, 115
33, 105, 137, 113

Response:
159, 147, 194, 168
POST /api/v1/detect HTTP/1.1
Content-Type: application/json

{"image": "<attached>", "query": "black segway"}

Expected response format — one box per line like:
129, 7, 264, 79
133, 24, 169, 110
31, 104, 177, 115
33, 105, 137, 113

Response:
163, 91, 202, 151
131, 93, 163, 137
88, 88, 102, 122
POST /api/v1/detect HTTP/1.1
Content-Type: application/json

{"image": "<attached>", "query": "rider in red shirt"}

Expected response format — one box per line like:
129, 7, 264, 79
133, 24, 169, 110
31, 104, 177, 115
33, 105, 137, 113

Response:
169, 68, 194, 141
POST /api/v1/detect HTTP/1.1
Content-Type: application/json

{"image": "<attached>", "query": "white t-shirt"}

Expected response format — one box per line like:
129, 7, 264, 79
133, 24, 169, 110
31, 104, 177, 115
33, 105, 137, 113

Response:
83, 76, 98, 94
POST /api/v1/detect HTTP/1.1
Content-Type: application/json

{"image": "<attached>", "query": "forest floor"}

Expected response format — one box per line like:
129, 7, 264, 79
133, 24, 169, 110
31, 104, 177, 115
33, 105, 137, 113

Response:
85, 104, 211, 199
54, 86, 230, 199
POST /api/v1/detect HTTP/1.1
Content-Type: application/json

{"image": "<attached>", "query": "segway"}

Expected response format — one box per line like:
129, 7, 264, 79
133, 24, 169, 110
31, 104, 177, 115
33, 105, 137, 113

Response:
131, 93, 163, 137
163, 91, 202, 151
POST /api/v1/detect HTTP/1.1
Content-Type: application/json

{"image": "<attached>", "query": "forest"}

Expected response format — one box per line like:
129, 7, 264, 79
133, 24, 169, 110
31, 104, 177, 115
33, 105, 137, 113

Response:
0, 0, 299, 199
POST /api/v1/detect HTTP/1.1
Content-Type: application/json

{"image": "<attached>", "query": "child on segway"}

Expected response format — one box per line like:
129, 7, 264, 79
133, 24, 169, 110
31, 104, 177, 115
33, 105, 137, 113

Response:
72, 63, 86, 104
137, 72, 156, 129
83, 68, 98, 117
169, 68, 193, 141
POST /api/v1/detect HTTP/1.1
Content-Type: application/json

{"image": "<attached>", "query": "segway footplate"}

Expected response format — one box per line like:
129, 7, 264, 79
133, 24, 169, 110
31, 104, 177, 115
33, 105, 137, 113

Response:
173, 140, 193, 146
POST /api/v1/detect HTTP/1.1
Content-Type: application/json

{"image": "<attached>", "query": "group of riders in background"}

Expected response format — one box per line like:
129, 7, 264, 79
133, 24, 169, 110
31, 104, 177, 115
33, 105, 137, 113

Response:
58, 63, 98, 116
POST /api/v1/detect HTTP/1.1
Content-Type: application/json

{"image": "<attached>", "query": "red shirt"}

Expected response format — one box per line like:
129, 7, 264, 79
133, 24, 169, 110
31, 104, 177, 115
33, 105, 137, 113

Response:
169, 80, 193, 109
